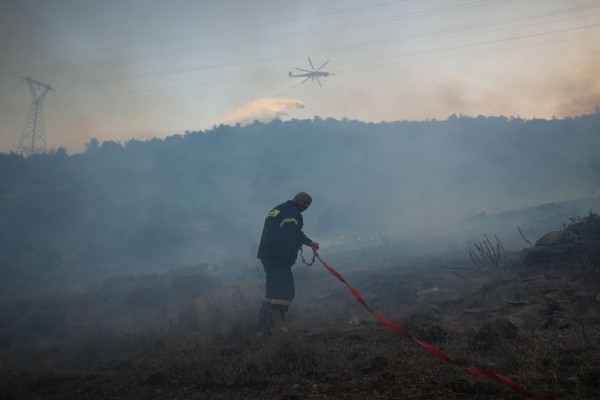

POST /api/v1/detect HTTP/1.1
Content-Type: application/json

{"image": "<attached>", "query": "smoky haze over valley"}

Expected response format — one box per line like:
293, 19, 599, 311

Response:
2, 3, 600, 398
1, 114, 599, 298
3, 3, 600, 400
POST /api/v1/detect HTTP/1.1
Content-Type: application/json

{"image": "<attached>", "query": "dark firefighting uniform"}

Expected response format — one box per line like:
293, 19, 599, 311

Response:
257, 200, 313, 332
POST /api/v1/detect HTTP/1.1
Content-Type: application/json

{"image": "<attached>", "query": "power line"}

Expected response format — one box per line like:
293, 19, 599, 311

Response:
0, 0, 411, 76
0, 0, 502, 81
1, 2, 597, 99
0, 2, 598, 110
1, 2, 597, 97
0, 23, 597, 114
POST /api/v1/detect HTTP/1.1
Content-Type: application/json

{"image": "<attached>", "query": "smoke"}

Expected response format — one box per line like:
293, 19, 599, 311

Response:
552, 56, 600, 118
220, 98, 305, 126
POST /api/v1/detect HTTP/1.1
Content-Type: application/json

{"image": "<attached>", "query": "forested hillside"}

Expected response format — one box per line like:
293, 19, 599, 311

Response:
1, 113, 599, 297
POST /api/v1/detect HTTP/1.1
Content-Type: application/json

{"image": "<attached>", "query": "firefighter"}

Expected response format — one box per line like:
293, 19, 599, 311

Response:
257, 192, 319, 335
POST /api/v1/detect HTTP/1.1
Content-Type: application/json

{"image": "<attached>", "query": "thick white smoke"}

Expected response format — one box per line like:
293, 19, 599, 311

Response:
220, 98, 305, 126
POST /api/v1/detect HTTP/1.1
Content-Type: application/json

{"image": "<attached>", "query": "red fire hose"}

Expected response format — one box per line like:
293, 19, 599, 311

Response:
300, 248, 563, 400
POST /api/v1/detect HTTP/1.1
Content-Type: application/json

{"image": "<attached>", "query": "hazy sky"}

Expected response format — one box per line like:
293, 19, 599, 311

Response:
1, 0, 599, 153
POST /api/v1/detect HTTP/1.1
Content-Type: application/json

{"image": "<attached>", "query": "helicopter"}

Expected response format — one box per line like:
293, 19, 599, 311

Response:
289, 57, 333, 86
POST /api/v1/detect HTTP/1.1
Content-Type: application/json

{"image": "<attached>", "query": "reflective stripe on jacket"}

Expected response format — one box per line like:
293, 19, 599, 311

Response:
257, 200, 312, 264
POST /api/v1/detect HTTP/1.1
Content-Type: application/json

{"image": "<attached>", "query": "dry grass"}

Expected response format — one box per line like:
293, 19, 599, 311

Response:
1, 250, 599, 399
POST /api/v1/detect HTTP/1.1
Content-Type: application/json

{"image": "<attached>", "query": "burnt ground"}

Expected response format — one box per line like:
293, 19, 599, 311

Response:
1, 246, 600, 400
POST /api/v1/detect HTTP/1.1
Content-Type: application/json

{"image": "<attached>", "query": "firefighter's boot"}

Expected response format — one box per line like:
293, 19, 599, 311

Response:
272, 304, 289, 335
258, 301, 274, 336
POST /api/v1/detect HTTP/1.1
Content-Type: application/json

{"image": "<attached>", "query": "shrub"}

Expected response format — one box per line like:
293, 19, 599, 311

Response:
562, 211, 600, 242
468, 233, 508, 277
561, 211, 600, 272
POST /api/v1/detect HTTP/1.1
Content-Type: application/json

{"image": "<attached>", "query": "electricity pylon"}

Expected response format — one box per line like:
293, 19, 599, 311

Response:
18, 75, 55, 156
